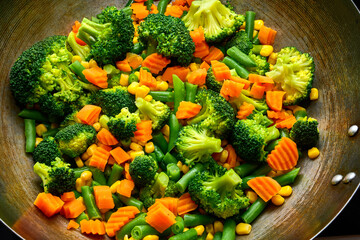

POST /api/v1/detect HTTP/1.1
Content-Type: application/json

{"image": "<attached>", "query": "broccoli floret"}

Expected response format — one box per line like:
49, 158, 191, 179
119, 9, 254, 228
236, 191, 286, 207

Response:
55, 123, 96, 158
33, 157, 76, 196
60, 111, 82, 128
103, 64, 122, 88
188, 168, 249, 219
66, 31, 90, 61
138, 14, 195, 66
187, 89, 236, 138
105, 108, 141, 141
164, 180, 179, 197
229, 90, 268, 112
139, 172, 169, 209
38, 93, 72, 122
175, 124, 222, 166
33, 137, 62, 166
266, 47, 315, 105
91, 86, 136, 117
205, 67, 222, 93
182, 0, 244, 43
225, 31, 253, 54
129, 155, 158, 187
290, 117, 319, 150
247, 52, 270, 76
135, 98, 170, 131
77, 6, 134, 65
231, 113, 280, 163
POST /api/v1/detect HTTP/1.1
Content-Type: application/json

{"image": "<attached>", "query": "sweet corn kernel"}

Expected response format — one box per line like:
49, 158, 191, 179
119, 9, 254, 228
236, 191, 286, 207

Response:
221, 139, 228, 147
157, 81, 169, 91
253, 30, 258, 38
189, 63, 199, 71
205, 232, 214, 240
308, 147, 320, 159
75, 156, 84, 168
254, 20, 264, 30
35, 138, 43, 147
269, 64, 274, 71
133, 36, 138, 44
236, 223, 252, 235
268, 52, 278, 65
156, 76, 163, 82
144, 95, 153, 102
272, 195, 285, 206
143, 235, 159, 240
75, 178, 82, 192
135, 85, 150, 99
260, 45, 274, 57
84, 159, 90, 166
194, 225, 205, 236
161, 125, 170, 137
137, 140, 147, 146
87, 144, 98, 156
124, 235, 129, 240
177, 161, 183, 169
128, 82, 140, 95
310, 88, 319, 100
35, 124, 47, 137
214, 221, 223, 233
240, 21, 246, 29
92, 122, 101, 132
110, 181, 121, 193
81, 171, 93, 181
130, 142, 143, 151
89, 59, 98, 68
120, 74, 129, 86
291, 106, 306, 114
223, 163, 231, 170
246, 190, 258, 204
267, 170, 277, 178
145, 142, 155, 153
183, 228, 189, 232
81, 61, 89, 69
219, 150, 229, 163
81, 152, 91, 161
182, 165, 190, 174
129, 237, 135, 240
278, 186, 293, 197
130, 150, 145, 160
205, 224, 214, 234
164, 135, 169, 143
72, 55, 82, 63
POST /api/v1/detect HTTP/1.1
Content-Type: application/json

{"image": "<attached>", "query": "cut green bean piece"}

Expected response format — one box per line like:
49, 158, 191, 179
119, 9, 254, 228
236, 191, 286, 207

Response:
222, 56, 250, 79
24, 119, 36, 153
172, 216, 185, 234
184, 214, 216, 227
176, 163, 204, 193
42, 128, 59, 138
221, 219, 236, 240
168, 113, 181, 152
107, 164, 124, 186
73, 166, 91, 178
118, 195, 144, 210
185, 82, 198, 103
173, 75, 186, 113
75, 212, 89, 224
149, 91, 174, 102
153, 131, 169, 153
18, 109, 48, 122
213, 232, 222, 240
81, 186, 102, 219
241, 198, 268, 224
132, 224, 160, 240
128, 73, 139, 85
116, 213, 147, 240
125, 0, 134, 7
274, 168, 300, 186
158, 0, 171, 14
234, 163, 259, 178
167, 163, 181, 181
245, 11, 256, 41
90, 168, 107, 185
69, 60, 89, 83
169, 228, 198, 240
227, 46, 257, 67
163, 152, 178, 166
112, 193, 123, 209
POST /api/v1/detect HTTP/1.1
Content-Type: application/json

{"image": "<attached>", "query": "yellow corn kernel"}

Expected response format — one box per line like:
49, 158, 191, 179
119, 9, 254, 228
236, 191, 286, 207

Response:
72, 55, 82, 63
268, 52, 278, 65
310, 88, 319, 100
128, 82, 140, 95
75, 156, 84, 168
35, 138, 43, 147
253, 30, 258, 38
219, 150, 229, 163
143, 235, 159, 240
157, 81, 169, 91
120, 74, 129, 86
223, 163, 231, 170
130, 142, 143, 151
137, 140, 147, 146
236, 223, 252, 235
81, 152, 91, 161
134, 71, 140, 78
182, 165, 190, 174
177, 161, 183, 169
254, 20, 264, 30
156, 76, 163, 82
246, 190, 258, 204
84, 159, 91, 166
144, 95, 153, 102
161, 125, 170, 137
269, 64, 274, 71
240, 21, 245, 29
189, 62, 199, 71
214, 221, 223, 233
205, 224, 214, 235
135, 85, 151, 99
260, 45, 274, 57
129, 237, 136, 240
89, 59, 98, 68
221, 139, 228, 147
291, 106, 306, 114
81, 171, 93, 181
145, 142, 155, 153
164, 135, 169, 143
278, 186, 293, 197
308, 147, 320, 159
110, 180, 122, 193
81, 61, 90, 69
87, 144, 98, 156
92, 122, 101, 132
75, 178, 83, 192
272, 195, 285, 206
124, 235, 129, 240
206, 233, 214, 240
133, 36, 138, 44
267, 170, 277, 178
130, 150, 145, 160
194, 225, 205, 236
35, 124, 48, 137
183, 228, 189, 232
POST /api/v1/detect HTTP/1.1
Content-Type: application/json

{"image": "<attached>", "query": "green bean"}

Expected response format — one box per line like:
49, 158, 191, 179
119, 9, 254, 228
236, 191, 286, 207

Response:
154, 144, 165, 162
227, 46, 257, 67
234, 163, 259, 178
176, 163, 204, 193
252, 34, 260, 44
167, 163, 181, 181
274, 168, 300, 186
251, 45, 263, 55
149, 91, 174, 102
73, 190, 82, 198
213, 232, 222, 240
153, 131, 169, 153
169, 228, 198, 240
42, 128, 59, 138
241, 198, 268, 224
149, 152, 158, 162
18, 109, 48, 122
116, 213, 147, 240
105, 210, 114, 222
112, 193, 123, 209
118, 195, 144, 210
91, 168, 107, 185
221, 219, 236, 240
69, 61, 89, 83
125, 0, 134, 7
81, 186, 102, 219
107, 164, 124, 186
132, 42, 145, 54
294, 110, 307, 120
144, 0, 154, 11
163, 152, 178, 166
173, 75, 186, 113
24, 119, 36, 153
222, 56, 250, 79
158, 0, 171, 14
104, 165, 112, 179
132, 224, 160, 239
128, 73, 139, 85
184, 214, 216, 227
245, 11, 256, 41
172, 216, 185, 234
185, 82, 198, 103
75, 212, 89, 224
168, 113, 182, 152
265, 139, 281, 152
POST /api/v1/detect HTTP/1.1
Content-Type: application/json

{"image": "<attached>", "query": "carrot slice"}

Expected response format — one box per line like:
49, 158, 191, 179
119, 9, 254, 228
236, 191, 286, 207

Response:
237, 102, 255, 120
83, 66, 108, 88
250, 82, 265, 99
248, 74, 274, 84
146, 202, 177, 233
110, 147, 132, 164
89, 147, 110, 172
142, 53, 171, 74
200, 61, 210, 71
203, 46, 224, 63
34, 192, 64, 217
267, 110, 288, 120
266, 91, 286, 112
194, 41, 210, 59
267, 137, 299, 171
165, 5, 183, 18
97, 128, 119, 146
230, 76, 251, 89
116, 59, 132, 72
258, 25, 277, 45
124, 163, 132, 180
276, 115, 297, 129
220, 80, 245, 100
173, 0, 187, 6
134, 120, 153, 142
117, 179, 135, 198
152, 198, 179, 216
150, 4, 159, 14
131, 2, 149, 20
93, 186, 115, 211
61, 197, 86, 219
106, 206, 140, 237
76, 105, 102, 126
225, 144, 237, 168
61, 192, 76, 202
176, 101, 202, 119
126, 53, 143, 69
210, 60, 231, 81
247, 176, 281, 202
190, 26, 206, 44
80, 219, 106, 235
71, 21, 87, 46
162, 66, 190, 83
139, 68, 157, 88
177, 192, 198, 215
187, 68, 207, 85
67, 220, 80, 230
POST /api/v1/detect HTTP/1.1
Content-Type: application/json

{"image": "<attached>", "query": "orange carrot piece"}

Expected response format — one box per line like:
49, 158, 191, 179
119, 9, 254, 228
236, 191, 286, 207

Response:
93, 186, 115, 211
117, 179, 135, 198
134, 0, 146, 2
72, 21, 87, 46
162, 66, 190, 83
139, 68, 157, 88
220, 80, 245, 100
150, 4, 159, 14
105, 206, 140, 237
229, 76, 251, 89
89, 147, 110, 172
250, 82, 265, 99
248, 74, 274, 84
67, 220, 80, 230
200, 61, 210, 71
225, 144, 237, 168
194, 41, 210, 59
267, 110, 288, 120
176, 101, 202, 119
258, 25, 277, 45
266, 91, 286, 112
142, 53, 171, 74
124, 163, 132, 180
76, 105, 102, 125
237, 102, 255, 120
173, 0, 187, 5
131, 3, 150, 20
61, 198, 86, 219
187, 0, 194, 5
98, 142, 112, 152
153, 198, 179, 216
80, 219, 106, 235
248, 176, 282, 202
97, 128, 119, 146
146, 202, 177, 233
116, 59, 132, 72
203, 46, 224, 63
110, 147, 132, 164
34, 192, 64, 217
134, 120, 153, 142
211, 60, 231, 81
126, 53, 143, 69
187, 68, 207, 85
267, 137, 299, 171
276, 115, 297, 129
190, 27, 205, 44
61, 192, 76, 202
177, 192, 198, 215
165, 5, 184, 18
83, 66, 108, 88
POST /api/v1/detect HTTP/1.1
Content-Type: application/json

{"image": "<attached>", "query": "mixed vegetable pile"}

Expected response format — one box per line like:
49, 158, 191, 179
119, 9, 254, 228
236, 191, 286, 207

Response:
9, 0, 320, 239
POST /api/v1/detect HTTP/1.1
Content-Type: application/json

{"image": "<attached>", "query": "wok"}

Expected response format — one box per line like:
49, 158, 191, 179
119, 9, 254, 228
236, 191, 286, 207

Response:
0, 0, 359, 239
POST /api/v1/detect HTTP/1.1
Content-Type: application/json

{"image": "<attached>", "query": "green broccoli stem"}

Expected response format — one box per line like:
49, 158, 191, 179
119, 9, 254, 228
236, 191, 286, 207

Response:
214, 232, 222, 240
33, 162, 50, 190
116, 213, 147, 240
77, 18, 111, 46
131, 224, 160, 239
24, 119, 36, 153
173, 75, 186, 113
176, 163, 204, 193
67, 31, 90, 60
223, 56, 250, 79
122, 6, 133, 17
118, 194, 144, 210
227, 46, 257, 67
168, 113, 182, 152
162, 153, 178, 170
18, 109, 48, 122
172, 216, 185, 234
234, 163, 259, 178
81, 186, 102, 219
203, 169, 241, 197
75, 211, 89, 224
107, 164, 124, 186
158, 0, 171, 14
152, 131, 169, 153
166, 163, 181, 181
169, 228, 198, 240
221, 219, 236, 240
245, 11, 256, 41
185, 82, 198, 103
274, 168, 300, 186
240, 198, 268, 224
69, 61, 89, 84
183, 214, 216, 227
149, 91, 174, 102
